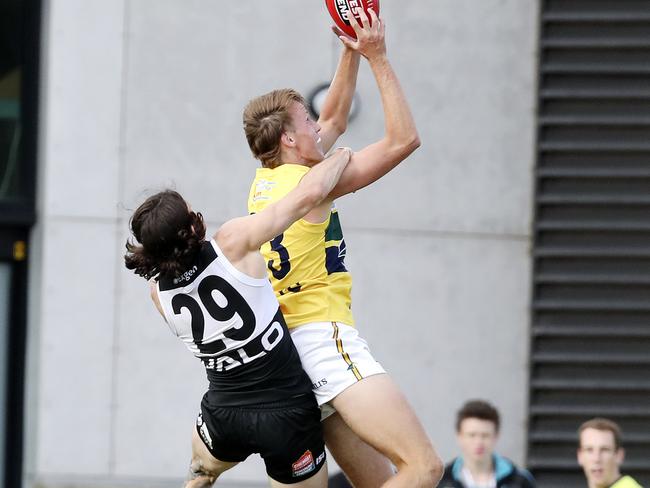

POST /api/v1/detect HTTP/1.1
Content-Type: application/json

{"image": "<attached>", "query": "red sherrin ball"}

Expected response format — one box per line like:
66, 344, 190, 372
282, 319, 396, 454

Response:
325, 0, 380, 39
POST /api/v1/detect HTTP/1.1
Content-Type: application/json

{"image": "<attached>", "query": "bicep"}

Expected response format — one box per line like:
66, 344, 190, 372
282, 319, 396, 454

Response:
248, 204, 296, 247
328, 140, 399, 199
230, 195, 307, 253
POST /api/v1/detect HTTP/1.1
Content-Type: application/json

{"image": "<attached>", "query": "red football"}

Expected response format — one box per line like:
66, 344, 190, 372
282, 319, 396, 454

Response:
325, 0, 380, 39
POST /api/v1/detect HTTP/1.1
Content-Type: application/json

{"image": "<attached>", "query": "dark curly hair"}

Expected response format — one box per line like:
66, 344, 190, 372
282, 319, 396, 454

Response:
124, 190, 206, 280
455, 400, 500, 433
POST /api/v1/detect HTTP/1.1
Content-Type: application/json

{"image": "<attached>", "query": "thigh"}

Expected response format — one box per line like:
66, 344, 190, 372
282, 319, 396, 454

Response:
256, 399, 327, 485
329, 374, 437, 468
323, 412, 394, 488
196, 406, 252, 464
186, 426, 238, 487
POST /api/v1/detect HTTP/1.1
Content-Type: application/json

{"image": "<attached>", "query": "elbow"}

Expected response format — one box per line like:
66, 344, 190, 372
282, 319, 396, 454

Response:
405, 132, 421, 155
303, 182, 329, 209
325, 118, 346, 140
332, 118, 348, 136
391, 132, 421, 161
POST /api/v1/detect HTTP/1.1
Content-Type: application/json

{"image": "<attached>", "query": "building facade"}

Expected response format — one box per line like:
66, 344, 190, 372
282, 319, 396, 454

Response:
8, 1, 541, 487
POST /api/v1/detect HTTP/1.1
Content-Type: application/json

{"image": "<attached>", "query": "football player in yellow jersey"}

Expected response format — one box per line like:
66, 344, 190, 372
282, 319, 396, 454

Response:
244, 9, 442, 488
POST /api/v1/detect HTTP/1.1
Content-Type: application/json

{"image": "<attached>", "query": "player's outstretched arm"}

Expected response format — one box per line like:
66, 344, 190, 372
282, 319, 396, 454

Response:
328, 9, 421, 200
217, 147, 352, 261
317, 39, 360, 153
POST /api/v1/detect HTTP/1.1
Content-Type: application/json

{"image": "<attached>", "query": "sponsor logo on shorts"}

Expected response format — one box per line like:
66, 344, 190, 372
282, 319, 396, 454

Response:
316, 451, 326, 465
312, 378, 328, 390
292, 450, 315, 477
196, 413, 213, 450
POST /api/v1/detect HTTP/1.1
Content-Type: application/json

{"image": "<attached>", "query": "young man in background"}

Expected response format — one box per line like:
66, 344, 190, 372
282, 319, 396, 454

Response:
439, 400, 536, 488
578, 418, 643, 488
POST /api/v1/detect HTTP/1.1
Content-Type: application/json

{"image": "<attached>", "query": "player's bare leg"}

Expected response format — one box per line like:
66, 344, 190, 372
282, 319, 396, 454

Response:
183, 427, 238, 487
323, 412, 394, 488
330, 374, 443, 488
268, 460, 328, 488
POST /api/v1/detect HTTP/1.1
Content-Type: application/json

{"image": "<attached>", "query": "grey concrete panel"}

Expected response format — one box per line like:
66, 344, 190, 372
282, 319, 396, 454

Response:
342, 229, 531, 464
332, 0, 538, 236
121, 1, 338, 222
30, 0, 540, 485
120, 0, 538, 235
40, 0, 125, 219
112, 259, 202, 476
33, 219, 117, 475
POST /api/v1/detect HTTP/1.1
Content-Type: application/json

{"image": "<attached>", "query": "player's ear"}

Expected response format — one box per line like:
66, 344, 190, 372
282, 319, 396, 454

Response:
281, 131, 295, 148
616, 447, 625, 464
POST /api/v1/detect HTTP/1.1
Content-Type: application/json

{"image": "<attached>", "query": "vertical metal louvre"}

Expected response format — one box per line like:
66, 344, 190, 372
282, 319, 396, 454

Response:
528, 1, 650, 487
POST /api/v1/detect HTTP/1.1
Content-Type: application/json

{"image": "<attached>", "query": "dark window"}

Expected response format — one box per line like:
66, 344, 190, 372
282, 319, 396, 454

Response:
0, 1, 40, 487
0, 0, 39, 225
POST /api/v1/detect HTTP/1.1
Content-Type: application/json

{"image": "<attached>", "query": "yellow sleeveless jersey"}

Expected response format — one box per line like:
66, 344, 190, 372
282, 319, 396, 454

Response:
247, 163, 354, 329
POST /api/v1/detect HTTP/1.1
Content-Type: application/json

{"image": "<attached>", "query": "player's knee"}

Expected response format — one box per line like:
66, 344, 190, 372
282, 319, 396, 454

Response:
184, 458, 218, 487
398, 449, 443, 487
422, 452, 444, 486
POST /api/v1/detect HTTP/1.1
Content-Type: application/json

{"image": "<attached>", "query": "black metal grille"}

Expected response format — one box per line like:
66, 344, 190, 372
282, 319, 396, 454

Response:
529, 1, 650, 487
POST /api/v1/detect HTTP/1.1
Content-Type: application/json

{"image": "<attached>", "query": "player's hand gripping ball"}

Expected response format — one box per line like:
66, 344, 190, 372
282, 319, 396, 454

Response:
325, 0, 380, 39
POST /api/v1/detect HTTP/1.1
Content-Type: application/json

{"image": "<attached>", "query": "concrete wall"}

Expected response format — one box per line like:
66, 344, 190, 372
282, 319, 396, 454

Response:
26, 1, 539, 486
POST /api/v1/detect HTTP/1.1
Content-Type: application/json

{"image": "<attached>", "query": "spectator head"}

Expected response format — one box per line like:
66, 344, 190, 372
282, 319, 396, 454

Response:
455, 400, 500, 465
577, 418, 624, 488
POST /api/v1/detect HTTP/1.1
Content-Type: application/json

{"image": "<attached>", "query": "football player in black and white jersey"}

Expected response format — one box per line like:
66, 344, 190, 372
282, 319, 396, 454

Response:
124, 147, 352, 487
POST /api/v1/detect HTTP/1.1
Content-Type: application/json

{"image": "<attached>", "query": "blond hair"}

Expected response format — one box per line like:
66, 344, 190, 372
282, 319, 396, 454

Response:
242, 88, 307, 168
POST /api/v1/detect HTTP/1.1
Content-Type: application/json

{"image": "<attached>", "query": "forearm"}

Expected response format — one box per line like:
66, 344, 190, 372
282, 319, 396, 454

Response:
321, 9, 420, 199
318, 49, 360, 150
369, 54, 419, 149
325, 57, 420, 200
320, 49, 360, 126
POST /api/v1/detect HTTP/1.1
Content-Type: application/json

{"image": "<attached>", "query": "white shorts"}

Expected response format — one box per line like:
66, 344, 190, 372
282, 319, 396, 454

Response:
289, 322, 386, 412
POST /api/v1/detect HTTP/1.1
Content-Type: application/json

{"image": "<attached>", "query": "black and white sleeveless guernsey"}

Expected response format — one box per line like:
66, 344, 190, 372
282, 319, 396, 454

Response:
156, 239, 313, 406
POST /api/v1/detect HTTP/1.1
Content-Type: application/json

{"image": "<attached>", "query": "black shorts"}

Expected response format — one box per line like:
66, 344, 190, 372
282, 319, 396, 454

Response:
196, 393, 326, 484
